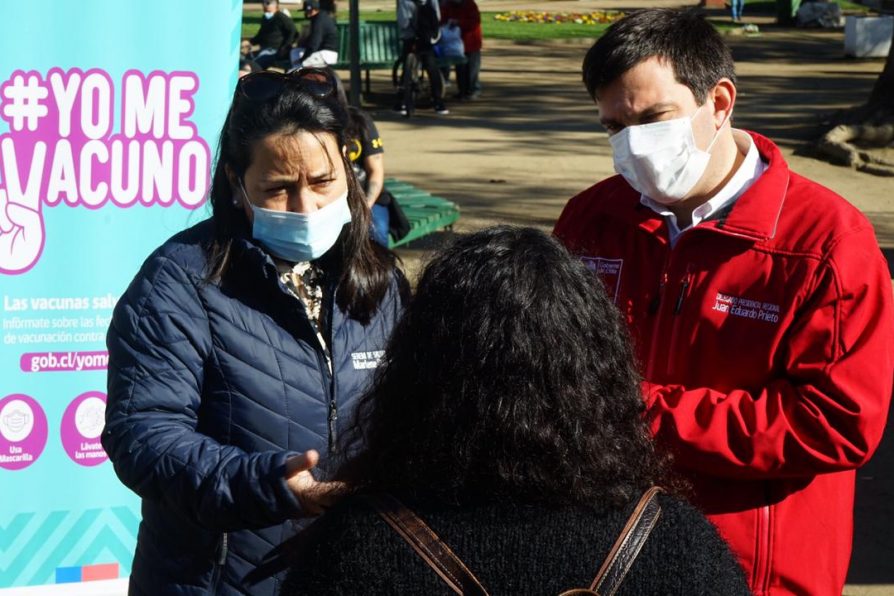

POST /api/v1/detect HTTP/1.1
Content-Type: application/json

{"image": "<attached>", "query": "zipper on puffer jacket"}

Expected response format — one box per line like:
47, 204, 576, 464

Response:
324, 284, 338, 454
327, 394, 338, 453
217, 532, 228, 565
283, 278, 338, 455
210, 533, 227, 592
311, 345, 337, 453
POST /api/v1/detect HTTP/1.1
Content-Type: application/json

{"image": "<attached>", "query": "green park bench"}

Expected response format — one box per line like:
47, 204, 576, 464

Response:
334, 22, 467, 96
334, 22, 401, 95
384, 178, 460, 249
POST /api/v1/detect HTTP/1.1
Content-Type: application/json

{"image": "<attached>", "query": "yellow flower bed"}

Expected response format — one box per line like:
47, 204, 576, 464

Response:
493, 10, 625, 25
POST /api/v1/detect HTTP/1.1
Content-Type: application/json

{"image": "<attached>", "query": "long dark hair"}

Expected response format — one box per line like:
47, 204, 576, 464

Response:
206, 73, 395, 323
337, 226, 672, 507
327, 67, 366, 155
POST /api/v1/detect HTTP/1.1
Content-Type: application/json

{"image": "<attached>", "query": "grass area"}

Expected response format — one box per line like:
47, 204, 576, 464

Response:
484, 13, 614, 40
243, 1, 871, 40
244, 10, 614, 41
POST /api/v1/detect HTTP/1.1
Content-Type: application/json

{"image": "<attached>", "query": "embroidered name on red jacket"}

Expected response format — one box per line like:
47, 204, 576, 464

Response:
712, 292, 780, 323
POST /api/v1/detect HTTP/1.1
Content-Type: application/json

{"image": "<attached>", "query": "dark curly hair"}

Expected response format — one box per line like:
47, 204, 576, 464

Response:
336, 226, 671, 507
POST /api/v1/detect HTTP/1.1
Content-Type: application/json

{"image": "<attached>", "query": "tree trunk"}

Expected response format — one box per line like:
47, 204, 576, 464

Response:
813, 31, 894, 175
868, 32, 894, 109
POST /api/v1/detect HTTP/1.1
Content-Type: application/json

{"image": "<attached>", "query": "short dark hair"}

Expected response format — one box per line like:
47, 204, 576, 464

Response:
335, 226, 673, 507
206, 74, 396, 324
583, 8, 736, 104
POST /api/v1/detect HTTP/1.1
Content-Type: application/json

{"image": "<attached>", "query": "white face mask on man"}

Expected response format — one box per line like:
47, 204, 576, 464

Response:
609, 105, 729, 205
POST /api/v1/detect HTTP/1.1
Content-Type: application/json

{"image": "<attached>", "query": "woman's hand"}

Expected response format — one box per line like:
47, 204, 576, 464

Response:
284, 450, 348, 516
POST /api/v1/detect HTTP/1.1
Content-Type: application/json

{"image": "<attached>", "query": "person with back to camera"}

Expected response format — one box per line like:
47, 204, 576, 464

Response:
396, 0, 449, 115
553, 9, 894, 595
440, 0, 482, 101
290, 0, 339, 70
247, 0, 298, 70
101, 68, 407, 595
280, 226, 751, 595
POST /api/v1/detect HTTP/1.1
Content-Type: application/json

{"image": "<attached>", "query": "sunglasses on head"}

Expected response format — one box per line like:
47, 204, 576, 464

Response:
236, 68, 335, 102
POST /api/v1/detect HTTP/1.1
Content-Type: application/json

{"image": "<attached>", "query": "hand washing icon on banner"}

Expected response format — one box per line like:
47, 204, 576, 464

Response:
75, 396, 105, 439
0, 68, 211, 275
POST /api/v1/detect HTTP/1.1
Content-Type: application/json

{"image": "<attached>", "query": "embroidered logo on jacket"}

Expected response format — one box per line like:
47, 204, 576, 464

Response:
351, 350, 384, 370
580, 257, 623, 303
712, 292, 780, 323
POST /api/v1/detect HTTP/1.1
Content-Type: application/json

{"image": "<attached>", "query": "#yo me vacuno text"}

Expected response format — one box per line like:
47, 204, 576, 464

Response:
0, 68, 211, 273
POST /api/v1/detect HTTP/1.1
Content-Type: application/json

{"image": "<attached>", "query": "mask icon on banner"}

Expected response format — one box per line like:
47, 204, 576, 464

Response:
1, 403, 33, 442
4, 409, 29, 433
243, 183, 352, 263
610, 106, 728, 205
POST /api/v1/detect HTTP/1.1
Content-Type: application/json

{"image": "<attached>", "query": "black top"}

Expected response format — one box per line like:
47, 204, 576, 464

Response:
281, 494, 751, 595
347, 110, 383, 195
304, 10, 339, 58
250, 11, 297, 52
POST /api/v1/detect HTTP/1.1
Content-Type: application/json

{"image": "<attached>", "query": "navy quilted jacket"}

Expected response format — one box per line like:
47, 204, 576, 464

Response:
102, 219, 404, 595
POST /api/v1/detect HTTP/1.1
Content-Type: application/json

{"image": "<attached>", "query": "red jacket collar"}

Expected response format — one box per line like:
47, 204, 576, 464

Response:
711, 131, 789, 242
611, 131, 790, 243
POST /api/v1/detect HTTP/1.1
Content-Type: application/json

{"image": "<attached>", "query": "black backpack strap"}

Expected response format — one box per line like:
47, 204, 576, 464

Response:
589, 487, 664, 596
366, 494, 490, 596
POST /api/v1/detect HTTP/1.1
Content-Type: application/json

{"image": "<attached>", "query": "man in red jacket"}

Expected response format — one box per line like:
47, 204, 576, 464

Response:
554, 9, 894, 596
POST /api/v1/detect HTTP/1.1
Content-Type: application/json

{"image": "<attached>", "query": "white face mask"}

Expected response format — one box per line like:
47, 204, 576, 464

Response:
610, 105, 727, 205
264, 11, 275, 19
245, 187, 352, 262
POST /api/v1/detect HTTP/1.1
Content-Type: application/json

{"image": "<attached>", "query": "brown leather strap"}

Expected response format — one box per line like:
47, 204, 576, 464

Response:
589, 486, 664, 596
366, 494, 490, 596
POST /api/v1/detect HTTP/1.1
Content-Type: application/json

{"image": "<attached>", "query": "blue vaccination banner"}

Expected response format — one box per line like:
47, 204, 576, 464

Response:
0, 2, 240, 593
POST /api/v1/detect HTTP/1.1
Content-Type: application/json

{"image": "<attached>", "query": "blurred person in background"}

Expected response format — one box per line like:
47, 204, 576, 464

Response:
246, 0, 298, 70
290, 0, 339, 70
440, 0, 482, 100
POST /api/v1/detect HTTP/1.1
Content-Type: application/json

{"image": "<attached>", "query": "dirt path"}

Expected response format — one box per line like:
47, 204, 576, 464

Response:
346, 15, 893, 594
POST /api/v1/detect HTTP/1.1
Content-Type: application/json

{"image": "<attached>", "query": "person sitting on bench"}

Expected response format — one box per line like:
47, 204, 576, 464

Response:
247, 0, 298, 70
290, 0, 339, 69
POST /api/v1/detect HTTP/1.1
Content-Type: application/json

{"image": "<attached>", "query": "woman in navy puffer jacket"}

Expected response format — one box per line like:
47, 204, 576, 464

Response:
101, 69, 406, 595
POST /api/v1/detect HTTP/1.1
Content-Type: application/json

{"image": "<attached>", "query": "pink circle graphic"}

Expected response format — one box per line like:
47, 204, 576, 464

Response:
60, 391, 108, 466
0, 393, 48, 471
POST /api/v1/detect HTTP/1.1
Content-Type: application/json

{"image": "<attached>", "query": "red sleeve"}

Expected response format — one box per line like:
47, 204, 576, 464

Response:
645, 225, 894, 479
459, 2, 480, 31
